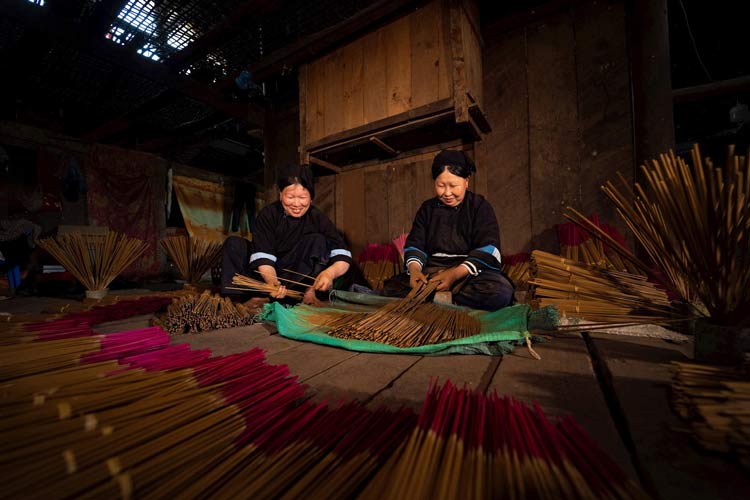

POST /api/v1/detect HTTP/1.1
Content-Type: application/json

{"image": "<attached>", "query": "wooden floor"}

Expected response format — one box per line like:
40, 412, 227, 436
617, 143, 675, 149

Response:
4, 293, 749, 499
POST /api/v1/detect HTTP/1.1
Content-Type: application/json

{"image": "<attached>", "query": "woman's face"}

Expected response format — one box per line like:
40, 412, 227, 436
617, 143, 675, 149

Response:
280, 183, 311, 217
434, 169, 469, 207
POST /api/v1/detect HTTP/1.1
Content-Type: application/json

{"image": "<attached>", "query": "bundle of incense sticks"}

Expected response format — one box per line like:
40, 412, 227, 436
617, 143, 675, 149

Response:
2, 296, 174, 345
359, 243, 402, 290
231, 274, 305, 299
159, 235, 223, 284
529, 250, 677, 325
2, 332, 645, 499
556, 216, 640, 274
502, 252, 531, 289
162, 290, 256, 334
37, 231, 149, 293
322, 281, 481, 347
564, 144, 749, 325
361, 380, 646, 499
671, 361, 750, 469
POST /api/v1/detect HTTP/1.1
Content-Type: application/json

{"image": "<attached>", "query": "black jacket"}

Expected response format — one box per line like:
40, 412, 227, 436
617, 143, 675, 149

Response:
403, 191, 502, 275
250, 201, 352, 269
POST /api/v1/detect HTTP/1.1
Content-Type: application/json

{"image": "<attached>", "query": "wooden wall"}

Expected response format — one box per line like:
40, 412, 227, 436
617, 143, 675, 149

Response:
308, 0, 633, 261
301, 0, 483, 146
314, 145, 477, 257
476, 0, 633, 255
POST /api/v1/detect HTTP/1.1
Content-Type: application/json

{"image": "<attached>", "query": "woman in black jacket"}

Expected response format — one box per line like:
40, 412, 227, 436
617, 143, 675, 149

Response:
222, 164, 352, 305
383, 150, 514, 311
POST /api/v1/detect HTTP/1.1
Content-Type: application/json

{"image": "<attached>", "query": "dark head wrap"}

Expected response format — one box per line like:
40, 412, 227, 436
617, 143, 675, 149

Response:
431, 150, 476, 179
278, 164, 315, 199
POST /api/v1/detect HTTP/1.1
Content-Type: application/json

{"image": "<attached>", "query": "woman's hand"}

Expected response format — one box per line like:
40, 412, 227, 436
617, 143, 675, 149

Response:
409, 270, 428, 289
303, 287, 325, 306
269, 283, 287, 299
433, 266, 469, 291
313, 269, 335, 291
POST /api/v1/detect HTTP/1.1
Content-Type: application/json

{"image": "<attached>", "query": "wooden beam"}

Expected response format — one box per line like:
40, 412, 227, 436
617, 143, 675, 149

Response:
673, 75, 750, 104
0, 0, 264, 126
369, 136, 399, 156
250, 0, 427, 82
309, 155, 343, 173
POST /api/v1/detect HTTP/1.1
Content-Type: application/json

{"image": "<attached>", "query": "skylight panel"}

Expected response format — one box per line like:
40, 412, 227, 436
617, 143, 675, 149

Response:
167, 24, 195, 51
116, 0, 157, 36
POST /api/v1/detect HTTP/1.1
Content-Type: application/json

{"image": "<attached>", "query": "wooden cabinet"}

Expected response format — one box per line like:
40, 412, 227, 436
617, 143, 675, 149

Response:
299, 0, 488, 170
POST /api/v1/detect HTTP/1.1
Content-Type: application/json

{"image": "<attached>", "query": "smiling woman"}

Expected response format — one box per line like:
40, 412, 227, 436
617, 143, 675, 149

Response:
383, 150, 515, 311
221, 164, 353, 306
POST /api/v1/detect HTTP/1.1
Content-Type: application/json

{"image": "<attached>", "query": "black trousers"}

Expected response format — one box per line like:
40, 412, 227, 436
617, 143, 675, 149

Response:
383, 267, 515, 311
221, 234, 332, 295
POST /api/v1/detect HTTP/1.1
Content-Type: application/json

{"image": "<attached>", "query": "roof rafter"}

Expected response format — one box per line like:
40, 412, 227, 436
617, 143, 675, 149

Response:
0, 0, 264, 129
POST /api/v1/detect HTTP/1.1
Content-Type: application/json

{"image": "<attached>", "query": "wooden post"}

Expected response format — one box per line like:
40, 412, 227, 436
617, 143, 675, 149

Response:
298, 64, 308, 165
628, 0, 675, 174
448, 0, 468, 124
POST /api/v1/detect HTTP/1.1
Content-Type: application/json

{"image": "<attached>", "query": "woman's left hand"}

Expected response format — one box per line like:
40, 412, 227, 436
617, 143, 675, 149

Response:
303, 287, 325, 306
433, 266, 467, 291
313, 269, 335, 291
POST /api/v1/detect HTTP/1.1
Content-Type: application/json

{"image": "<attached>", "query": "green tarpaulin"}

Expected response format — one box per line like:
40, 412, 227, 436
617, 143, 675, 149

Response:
258, 290, 558, 356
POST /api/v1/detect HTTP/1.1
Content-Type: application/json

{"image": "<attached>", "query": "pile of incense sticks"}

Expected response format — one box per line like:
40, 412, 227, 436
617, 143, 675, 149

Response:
556, 216, 640, 274
322, 281, 481, 347
564, 144, 749, 325
359, 243, 402, 290
37, 231, 148, 293
362, 380, 646, 499
502, 252, 531, 289
1, 318, 645, 498
529, 250, 676, 326
671, 361, 750, 469
1, 295, 173, 345
159, 235, 223, 284
162, 290, 256, 334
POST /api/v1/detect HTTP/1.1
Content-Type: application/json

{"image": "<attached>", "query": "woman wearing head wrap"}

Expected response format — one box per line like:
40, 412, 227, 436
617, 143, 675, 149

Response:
383, 150, 514, 311
222, 164, 352, 305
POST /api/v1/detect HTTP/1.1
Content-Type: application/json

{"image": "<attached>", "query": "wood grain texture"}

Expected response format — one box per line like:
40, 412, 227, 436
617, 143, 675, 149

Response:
322, 50, 344, 138
314, 174, 337, 225
479, 27, 531, 254
410, 0, 441, 108
573, 0, 633, 236
362, 29, 389, 124
341, 40, 365, 131
336, 168, 366, 256
385, 15, 413, 116
364, 167, 391, 245
527, 12, 580, 254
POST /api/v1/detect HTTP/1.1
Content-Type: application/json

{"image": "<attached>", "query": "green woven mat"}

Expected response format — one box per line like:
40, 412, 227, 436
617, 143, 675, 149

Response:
258, 290, 558, 356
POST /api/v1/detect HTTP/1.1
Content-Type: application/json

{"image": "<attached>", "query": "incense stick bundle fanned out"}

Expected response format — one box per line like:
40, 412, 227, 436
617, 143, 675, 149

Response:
160, 235, 223, 284
37, 231, 148, 292
323, 281, 481, 347
565, 144, 750, 325
360, 380, 646, 499
529, 250, 676, 325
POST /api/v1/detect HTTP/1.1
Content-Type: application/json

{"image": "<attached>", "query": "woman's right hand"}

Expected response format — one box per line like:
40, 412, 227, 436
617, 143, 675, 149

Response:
409, 270, 428, 289
269, 284, 288, 299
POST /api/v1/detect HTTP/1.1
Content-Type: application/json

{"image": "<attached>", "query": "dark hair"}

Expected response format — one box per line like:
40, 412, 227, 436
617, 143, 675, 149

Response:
277, 164, 315, 198
431, 150, 476, 179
